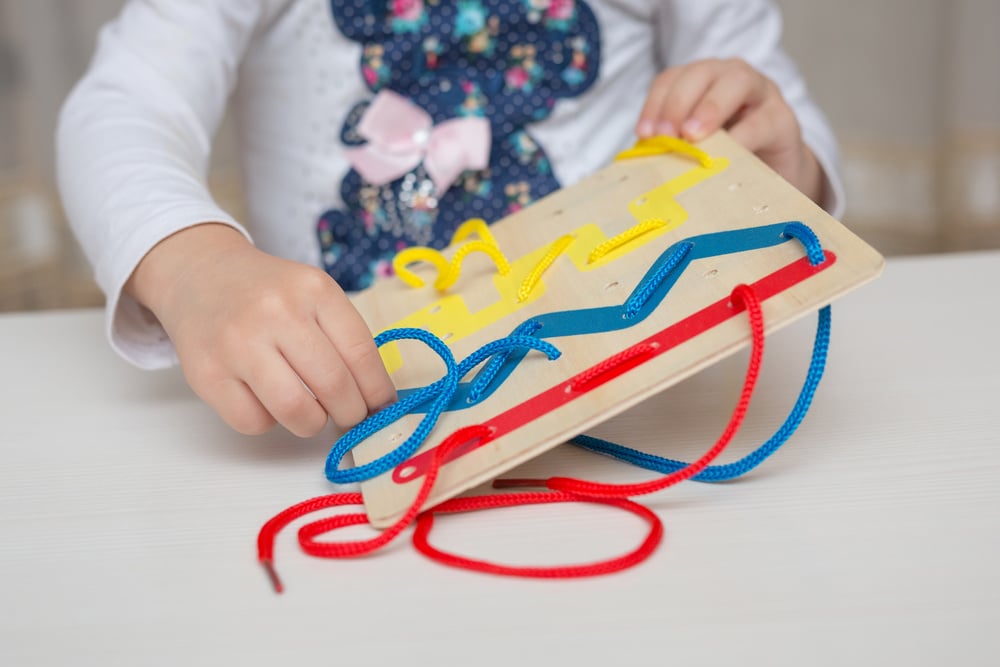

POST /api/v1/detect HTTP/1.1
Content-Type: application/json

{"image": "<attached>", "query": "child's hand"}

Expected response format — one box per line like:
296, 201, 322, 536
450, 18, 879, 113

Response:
127, 224, 397, 437
636, 58, 824, 204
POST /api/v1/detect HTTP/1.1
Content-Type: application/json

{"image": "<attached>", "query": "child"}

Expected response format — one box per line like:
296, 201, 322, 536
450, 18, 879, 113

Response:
57, 0, 843, 438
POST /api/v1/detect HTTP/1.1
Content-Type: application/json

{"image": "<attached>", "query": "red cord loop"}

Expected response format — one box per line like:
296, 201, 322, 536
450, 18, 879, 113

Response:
412, 492, 664, 578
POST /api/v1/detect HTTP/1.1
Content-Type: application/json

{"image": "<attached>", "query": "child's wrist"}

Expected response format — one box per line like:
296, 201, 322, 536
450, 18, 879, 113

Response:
126, 222, 251, 322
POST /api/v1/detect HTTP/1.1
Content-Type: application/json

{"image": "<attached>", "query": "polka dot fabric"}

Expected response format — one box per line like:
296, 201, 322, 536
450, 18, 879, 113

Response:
317, 0, 601, 291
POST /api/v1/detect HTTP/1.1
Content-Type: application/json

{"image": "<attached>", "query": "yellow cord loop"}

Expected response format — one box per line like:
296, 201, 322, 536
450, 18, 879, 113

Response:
392, 248, 450, 288
517, 234, 574, 303
449, 218, 498, 247
438, 240, 511, 291
614, 136, 714, 169
587, 219, 667, 264
392, 218, 511, 291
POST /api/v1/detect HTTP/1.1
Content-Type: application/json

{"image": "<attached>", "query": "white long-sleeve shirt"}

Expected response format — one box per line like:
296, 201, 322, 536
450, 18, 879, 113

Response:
57, 0, 844, 370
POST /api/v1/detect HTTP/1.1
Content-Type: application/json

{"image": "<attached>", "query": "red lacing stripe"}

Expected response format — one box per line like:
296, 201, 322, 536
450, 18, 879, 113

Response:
532, 283, 765, 498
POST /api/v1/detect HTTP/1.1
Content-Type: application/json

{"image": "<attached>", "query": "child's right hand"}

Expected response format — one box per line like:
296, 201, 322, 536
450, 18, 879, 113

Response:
126, 223, 397, 437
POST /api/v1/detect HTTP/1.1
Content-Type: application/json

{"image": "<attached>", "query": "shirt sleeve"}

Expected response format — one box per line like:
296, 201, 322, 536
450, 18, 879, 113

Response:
655, 0, 846, 218
56, 0, 276, 369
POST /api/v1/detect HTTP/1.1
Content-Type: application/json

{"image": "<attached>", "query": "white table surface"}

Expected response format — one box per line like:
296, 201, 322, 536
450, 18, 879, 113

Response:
2, 251, 999, 666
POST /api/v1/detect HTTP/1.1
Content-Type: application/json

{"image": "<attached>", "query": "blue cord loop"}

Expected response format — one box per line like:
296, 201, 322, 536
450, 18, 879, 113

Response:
573, 222, 832, 481
782, 221, 826, 265
571, 304, 830, 481
468, 320, 544, 403
325, 328, 458, 484
324, 328, 560, 484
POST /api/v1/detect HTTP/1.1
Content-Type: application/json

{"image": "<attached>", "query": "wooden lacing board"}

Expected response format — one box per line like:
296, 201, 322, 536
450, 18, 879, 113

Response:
347, 130, 884, 528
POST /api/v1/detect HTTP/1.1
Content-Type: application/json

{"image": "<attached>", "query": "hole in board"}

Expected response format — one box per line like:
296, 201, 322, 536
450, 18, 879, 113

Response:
428, 304, 441, 314
635, 197, 647, 206
753, 204, 770, 214
398, 465, 416, 479
703, 268, 719, 279
604, 281, 619, 291
388, 431, 404, 443
728, 182, 743, 191
442, 332, 454, 341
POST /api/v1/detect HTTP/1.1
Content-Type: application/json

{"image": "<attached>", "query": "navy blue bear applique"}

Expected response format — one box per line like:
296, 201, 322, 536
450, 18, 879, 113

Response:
317, 0, 601, 291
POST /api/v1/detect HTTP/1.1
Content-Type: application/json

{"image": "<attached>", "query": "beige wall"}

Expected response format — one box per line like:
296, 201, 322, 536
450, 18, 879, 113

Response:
0, 0, 121, 310
1, 0, 998, 312
776, 0, 1000, 253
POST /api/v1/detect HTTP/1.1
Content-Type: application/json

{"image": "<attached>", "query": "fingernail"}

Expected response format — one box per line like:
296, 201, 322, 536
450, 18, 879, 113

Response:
637, 119, 655, 138
656, 121, 676, 137
682, 118, 703, 140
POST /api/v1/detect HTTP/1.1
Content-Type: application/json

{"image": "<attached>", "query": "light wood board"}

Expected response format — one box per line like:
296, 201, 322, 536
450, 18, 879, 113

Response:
348, 130, 884, 527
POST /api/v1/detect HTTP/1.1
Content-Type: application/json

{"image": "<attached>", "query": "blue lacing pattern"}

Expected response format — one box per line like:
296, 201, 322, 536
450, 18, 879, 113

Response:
571, 222, 831, 481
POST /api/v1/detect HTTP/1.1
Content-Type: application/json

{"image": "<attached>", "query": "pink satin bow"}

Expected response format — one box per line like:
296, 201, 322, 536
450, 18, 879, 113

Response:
345, 90, 492, 196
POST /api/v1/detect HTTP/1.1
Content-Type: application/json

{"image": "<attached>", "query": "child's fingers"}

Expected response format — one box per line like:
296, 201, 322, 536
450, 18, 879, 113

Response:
682, 61, 769, 141
727, 94, 799, 155
650, 60, 719, 137
636, 67, 682, 137
317, 291, 398, 418
243, 347, 331, 438
201, 377, 277, 436
279, 323, 369, 432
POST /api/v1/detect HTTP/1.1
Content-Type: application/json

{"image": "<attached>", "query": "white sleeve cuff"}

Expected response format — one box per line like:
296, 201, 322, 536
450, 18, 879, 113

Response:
100, 214, 252, 370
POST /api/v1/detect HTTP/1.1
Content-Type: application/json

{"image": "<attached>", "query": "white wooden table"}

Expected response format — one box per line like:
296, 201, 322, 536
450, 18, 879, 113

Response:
2, 251, 998, 666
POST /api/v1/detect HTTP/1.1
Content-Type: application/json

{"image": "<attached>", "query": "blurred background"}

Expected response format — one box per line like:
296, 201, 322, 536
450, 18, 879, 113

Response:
1, 0, 998, 313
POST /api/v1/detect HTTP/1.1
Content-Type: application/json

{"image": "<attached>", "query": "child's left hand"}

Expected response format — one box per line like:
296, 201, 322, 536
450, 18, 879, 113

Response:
636, 57, 824, 205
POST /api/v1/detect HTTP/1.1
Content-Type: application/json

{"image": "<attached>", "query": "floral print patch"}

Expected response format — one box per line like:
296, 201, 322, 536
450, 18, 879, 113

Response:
317, 0, 601, 291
